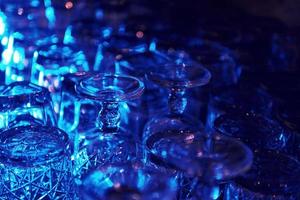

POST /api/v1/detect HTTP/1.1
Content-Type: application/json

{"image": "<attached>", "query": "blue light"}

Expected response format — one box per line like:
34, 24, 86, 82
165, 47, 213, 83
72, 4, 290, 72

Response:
102, 28, 112, 38
64, 26, 74, 44
44, 0, 56, 28
95, 9, 104, 20
1, 35, 14, 65
210, 186, 220, 200
149, 40, 157, 51
93, 44, 104, 71
30, 0, 40, 7
1, 36, 8, 46
13, 49, 21, 64
0, 12, 7, 36
137, 170, 146, 189
120, 102, 130, 124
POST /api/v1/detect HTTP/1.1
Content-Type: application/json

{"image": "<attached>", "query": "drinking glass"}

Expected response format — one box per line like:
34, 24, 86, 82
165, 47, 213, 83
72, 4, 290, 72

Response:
154, 37, 239, 87
224, 150, 300, 199
32, 42, 89, 113
214, 112, 290, 151
207, 85, 274, 128
78, 162, 178, 200
75, 73, 144, 135
145, 128, 253, 200
3, 28, 57, 84
143, 62, 211, 140
95, 33, 150, 73
0, 81, 56, 131
68, 17, 112, 70
71, 74, 144, 177
0, 125, 75, 199
0, 1, 66, 84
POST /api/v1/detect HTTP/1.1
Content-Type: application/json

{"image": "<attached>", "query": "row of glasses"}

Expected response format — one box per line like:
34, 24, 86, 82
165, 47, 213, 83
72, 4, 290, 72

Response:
1, 2, 299, 200
31, 42, 89, 113
0, 81, 75, 199
138, 56, 254, 199
0, 0, 61, 84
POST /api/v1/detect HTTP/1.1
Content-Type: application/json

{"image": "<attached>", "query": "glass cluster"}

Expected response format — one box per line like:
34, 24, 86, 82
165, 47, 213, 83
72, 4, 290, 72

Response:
0, 0, 299, 199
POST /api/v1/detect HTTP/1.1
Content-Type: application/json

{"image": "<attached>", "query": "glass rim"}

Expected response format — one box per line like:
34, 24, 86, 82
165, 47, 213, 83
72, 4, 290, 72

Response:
75, 73, 144, 102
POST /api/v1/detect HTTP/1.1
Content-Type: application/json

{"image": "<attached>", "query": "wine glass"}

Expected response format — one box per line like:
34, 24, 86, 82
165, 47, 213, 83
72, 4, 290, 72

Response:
72, 73, 144, 177
0, 125, 75, 199
78, 162, 178, 200
145, 128, 253, 200
224, 150, 300, 199
143, 62, 211, 140
154, 37, 239, 88
0, 81, 56, 131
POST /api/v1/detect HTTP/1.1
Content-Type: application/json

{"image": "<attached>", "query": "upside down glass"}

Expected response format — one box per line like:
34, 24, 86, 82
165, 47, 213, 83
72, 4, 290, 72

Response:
214, 112, 290, 151
32, 42, 89, 113
0, 81, 56, 131
0, 125, 75, 199
79, 162, 178, 200
70, 74, 144, 178
145, 128, 253, 200
143, 62, 211, 140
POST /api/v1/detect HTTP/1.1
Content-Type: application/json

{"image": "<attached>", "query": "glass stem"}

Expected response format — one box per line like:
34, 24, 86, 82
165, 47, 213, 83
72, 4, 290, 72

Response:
168, 87, 187, 115
97, 102, 120, 133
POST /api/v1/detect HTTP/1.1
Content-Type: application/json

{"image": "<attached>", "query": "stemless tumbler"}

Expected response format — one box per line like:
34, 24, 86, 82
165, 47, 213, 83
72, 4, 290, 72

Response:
0, 81, 56, 131
0, 125, 75, 199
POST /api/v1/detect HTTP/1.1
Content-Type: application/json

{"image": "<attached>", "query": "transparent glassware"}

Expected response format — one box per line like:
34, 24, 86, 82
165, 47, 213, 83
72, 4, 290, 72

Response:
207, 85, 274, 128
72, 74, 144, 177
78, 162, 178, 200
32, 42, 89, 113
214, 112, 291, 151
75, 73, 144, 134
0, 125, 75, 199
154, 37, 239, 88
0, 81, 56, 131
114, 50, 171, 138
1, 0, 51, 30
0, 1, 66, 84
59, 72, 141, 168
95, 33, 150, 73
67, 17, 112, 70
143, 62, 211, 140
58, 71, 94, 135
224, 150, 300, 200
3, 28, 57, 84
145, 128, 253, 200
